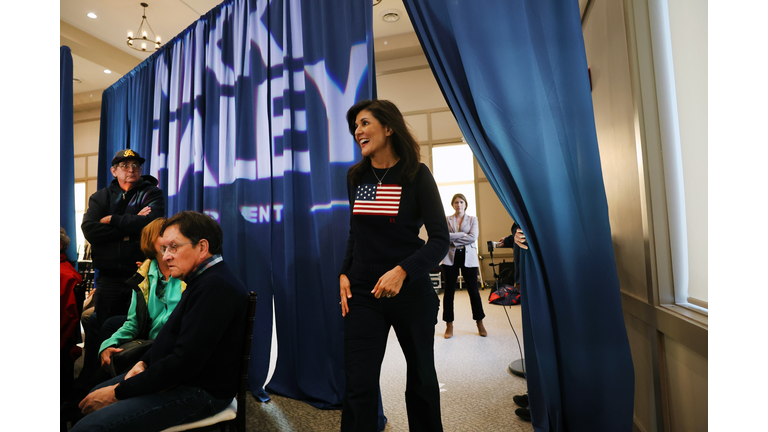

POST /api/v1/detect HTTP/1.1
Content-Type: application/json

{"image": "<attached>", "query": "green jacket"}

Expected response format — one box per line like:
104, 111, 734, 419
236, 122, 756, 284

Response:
100, 259, 185, 354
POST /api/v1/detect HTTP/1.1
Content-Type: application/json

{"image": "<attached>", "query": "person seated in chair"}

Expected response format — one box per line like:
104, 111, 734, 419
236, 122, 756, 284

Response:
72, 211, 249, 431
98, 217, 186, 375
72, 218, 187, 398
61, 228, 82, 400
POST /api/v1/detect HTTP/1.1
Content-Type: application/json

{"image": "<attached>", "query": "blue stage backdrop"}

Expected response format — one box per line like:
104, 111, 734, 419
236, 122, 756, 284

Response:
404, 1, 635, 431
98, 0, 374, 408
60, 46, 78, 264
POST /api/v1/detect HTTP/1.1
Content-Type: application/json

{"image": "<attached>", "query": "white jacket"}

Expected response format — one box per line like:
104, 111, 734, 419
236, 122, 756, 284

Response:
441, 214, 479, 267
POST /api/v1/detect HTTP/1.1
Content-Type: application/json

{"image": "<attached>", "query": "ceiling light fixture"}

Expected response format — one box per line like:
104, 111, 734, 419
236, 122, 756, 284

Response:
127, 3, 161, 52
104, 69, 112, 74
87, 12, 97, 19
380, 9, 401, 23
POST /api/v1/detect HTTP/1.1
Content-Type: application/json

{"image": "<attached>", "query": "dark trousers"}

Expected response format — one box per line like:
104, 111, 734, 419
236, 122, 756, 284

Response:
93, 275, 134, 329
78, 314, 128, 384
61, 350, 75, 400
342, 275, 443, 432
70, 373, 231, 432
79, 275, 132, 380
442, 249, 485, 322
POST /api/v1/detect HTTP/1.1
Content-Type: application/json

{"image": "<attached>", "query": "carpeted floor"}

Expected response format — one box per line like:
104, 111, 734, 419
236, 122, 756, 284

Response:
243, 287, 531, 431
70, 288, 532, 431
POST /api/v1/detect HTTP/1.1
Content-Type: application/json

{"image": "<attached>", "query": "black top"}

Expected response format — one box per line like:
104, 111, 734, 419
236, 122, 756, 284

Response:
340, 162, 449, 283
114, 261, 248, 400
81, 175, 165, 277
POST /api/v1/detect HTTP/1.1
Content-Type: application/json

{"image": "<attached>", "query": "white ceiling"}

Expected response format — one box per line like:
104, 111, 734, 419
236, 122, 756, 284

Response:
61, 0, 589, 99
61, 0, 414, 95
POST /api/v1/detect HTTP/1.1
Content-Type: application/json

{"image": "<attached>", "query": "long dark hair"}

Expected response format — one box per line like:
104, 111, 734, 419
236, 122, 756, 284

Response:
346, 99, 421, 186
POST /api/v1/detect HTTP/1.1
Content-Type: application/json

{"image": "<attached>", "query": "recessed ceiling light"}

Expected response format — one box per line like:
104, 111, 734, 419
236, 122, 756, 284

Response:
104, 69, 112, 74
380, 9, 401, 23
87, 12, 97, 19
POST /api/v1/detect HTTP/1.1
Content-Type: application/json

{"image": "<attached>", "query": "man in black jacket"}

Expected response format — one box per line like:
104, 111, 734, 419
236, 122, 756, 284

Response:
78, 149, 164, 380
73, 211, 249, 431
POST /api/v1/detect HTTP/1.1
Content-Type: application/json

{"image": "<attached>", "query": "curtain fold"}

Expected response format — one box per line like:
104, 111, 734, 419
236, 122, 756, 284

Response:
98, 0, 374, 408
60, 46, 78, 263
403, 1, 634, 430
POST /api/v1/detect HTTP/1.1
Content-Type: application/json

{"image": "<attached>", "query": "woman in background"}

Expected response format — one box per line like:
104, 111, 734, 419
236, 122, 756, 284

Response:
441, 193, 486, 339
98, 217, 185, 373
339, 99, 449, 431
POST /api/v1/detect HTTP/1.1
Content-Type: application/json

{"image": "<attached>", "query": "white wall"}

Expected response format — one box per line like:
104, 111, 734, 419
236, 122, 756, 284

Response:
376, 56, 516, 277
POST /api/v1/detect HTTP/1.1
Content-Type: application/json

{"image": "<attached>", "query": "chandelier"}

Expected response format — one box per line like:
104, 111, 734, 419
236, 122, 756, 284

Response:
127, 3, 161, 52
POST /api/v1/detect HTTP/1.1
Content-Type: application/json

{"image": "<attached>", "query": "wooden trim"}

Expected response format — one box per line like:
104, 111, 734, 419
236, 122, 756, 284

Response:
431, 139, 465, 146
621, 292, 707, 358
655, 330, 673, 432
74, 152, 99, 158
686, 297, 707, 309
401, 107, 452, 117
376, 64, 431, 76
632, 415, 648, 432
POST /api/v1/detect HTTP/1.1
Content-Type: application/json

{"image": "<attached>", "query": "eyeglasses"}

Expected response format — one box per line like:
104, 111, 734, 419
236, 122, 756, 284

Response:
117, 163, 142, 171
160, 242, 192, 255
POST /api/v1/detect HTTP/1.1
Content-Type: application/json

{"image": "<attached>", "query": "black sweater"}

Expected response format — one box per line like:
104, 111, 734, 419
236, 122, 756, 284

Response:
340, 162, 449, 284
114, 261, 248, 400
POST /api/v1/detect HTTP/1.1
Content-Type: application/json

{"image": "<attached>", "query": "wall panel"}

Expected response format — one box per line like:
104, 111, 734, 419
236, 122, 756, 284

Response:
582, 0, 708, 430
376, 68, 448, 112
73, 120, 100, 155
664, 335, 708, 432
624, 312, 658, 432
583, 0, 649, 302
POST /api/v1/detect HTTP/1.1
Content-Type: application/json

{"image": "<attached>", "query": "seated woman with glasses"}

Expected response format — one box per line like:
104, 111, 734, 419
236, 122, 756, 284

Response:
97, 217, 186, 375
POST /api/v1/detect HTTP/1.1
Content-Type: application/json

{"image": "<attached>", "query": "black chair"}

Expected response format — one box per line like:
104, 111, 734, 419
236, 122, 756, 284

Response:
161, 291, 258, 432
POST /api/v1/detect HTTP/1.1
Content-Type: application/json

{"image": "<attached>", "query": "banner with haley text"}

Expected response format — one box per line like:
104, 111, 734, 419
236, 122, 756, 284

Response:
98, 0, 374, 407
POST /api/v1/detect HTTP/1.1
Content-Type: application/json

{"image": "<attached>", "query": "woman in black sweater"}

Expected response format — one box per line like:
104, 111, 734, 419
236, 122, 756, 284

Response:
339, 100, 449, 431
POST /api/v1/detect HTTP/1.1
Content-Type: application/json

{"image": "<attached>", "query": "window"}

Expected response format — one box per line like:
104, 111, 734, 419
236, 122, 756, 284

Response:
431, 144, 476, 217
651, 0, 707, 312
75, 182, 86, 260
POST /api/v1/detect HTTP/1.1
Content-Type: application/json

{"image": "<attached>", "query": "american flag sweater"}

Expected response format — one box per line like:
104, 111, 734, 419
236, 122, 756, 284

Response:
340, 162, 449, 284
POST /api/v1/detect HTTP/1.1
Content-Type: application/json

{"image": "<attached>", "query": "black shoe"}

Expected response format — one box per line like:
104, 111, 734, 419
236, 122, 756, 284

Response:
60, 398, 84, 425
515, 407, 531, 422
513, 393, 529, 408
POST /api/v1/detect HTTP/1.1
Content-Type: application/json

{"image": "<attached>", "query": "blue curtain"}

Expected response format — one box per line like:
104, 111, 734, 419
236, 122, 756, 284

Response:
98, 0, 374, 408
403, 1, 634, 430
60, 46, 78, 263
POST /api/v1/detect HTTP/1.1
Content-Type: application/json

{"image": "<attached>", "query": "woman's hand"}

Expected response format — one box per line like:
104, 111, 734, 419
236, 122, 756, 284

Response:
100, 347, 123, 368
340, 275, 352, 317
514, 229, 528, 249
372, 266, 407, 299
124, 361, 147, 380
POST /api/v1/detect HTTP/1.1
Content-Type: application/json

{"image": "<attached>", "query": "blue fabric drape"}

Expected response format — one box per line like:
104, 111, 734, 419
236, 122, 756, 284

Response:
98, 63, 156, 190
60, 46, 78, 263
403, 1, 634, 430
98, 0, 373, 408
